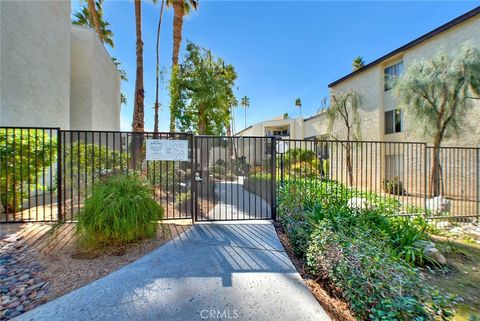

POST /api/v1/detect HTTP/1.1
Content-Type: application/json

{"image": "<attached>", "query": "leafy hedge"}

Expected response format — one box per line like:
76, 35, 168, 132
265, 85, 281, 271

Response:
278, 178, 455, 320
0, 129, 57, 212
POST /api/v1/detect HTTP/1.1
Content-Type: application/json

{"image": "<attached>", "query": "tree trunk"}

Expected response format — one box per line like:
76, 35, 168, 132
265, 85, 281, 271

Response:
131, 0, 144, 169
170, 0, 185, 132
430, 134, 443, 197
346, 142, 353, 186
198, 105, 206, 135
87, 0, 102, 42
154, 0, 165, 137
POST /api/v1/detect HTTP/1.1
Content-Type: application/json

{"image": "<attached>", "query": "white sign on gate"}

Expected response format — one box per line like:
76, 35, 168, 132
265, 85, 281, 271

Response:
145, 139, 189, 161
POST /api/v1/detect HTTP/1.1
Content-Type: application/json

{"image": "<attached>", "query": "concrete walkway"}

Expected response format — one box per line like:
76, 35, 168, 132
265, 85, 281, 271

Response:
202, 178, 271, 220
17, 222, 330, 321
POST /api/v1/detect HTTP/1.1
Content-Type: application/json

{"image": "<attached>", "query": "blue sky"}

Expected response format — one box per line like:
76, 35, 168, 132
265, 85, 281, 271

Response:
72, 1, 479, 133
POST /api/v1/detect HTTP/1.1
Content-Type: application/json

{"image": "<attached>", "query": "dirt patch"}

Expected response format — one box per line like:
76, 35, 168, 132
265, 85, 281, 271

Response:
273, 223, 356, 321
1, 220, 192, 302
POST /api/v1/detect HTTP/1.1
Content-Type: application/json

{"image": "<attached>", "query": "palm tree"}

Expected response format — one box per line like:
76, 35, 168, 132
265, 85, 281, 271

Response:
241, 96, 250, 129
295, 98, 302, 117
154, 0, 166, 134
132, 0, 144, 135
87, 0, 101, 39
167, 0, 199, 132
73, 0, 114, 48
352, 56, 365, 71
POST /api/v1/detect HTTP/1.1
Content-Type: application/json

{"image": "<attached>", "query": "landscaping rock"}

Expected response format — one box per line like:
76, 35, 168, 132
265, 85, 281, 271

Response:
347, 197, 370, 210
426, 196, 451, 215
413, 240, 447, 265
0, 234, 50, 320
424, 247, 447, 265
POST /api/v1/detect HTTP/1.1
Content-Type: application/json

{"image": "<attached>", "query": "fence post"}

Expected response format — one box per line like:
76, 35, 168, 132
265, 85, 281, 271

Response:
190, 133, 196, 224
270, 136, 277, 221
424, 144, 428, 219
477, 147, 479, 222
56, 128, 63, 222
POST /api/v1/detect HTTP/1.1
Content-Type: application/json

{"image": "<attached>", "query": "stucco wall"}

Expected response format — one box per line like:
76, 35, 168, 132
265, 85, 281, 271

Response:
70, 26, 121, 131
329, 66, 383, 141
0, 0, 71, 128
401, 17, 480, 147
303, 112, 329, 139
330, 15, 480, 147
70, 26, 93, 130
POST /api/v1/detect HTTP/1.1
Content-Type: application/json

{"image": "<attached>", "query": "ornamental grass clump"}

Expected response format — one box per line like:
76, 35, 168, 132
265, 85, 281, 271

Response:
76, 174, 164, 249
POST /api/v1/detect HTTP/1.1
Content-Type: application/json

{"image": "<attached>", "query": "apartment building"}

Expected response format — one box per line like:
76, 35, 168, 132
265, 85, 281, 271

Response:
0, 0, 121, 131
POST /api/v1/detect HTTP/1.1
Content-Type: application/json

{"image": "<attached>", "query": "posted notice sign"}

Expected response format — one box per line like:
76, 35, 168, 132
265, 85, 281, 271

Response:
145, 139, 189, 161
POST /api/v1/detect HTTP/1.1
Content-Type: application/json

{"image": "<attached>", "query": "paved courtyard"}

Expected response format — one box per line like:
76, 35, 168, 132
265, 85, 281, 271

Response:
16, 222, 330, 321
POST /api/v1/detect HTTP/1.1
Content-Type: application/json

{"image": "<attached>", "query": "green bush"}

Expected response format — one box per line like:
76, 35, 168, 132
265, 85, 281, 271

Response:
0, 129, 57, 212
277, 178, 455, 320
307, 225, 454, 320
76, 174, 164, 249
64, 142, 127, 197
382, 177, 405, 195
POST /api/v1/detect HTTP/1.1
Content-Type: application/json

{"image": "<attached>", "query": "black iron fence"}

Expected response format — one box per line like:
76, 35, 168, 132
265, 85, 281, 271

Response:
273, 139, 479, 226
1, 127, 478, 226
1, 128, 194, 222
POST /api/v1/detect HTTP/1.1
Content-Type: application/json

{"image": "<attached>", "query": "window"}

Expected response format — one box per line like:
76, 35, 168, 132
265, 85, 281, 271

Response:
266, 127, 289, 137
384, 61, 403, 91
385, 109, 403, 134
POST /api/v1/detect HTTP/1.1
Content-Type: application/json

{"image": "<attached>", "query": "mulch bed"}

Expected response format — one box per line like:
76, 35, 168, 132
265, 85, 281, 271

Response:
273, 222, 356, 321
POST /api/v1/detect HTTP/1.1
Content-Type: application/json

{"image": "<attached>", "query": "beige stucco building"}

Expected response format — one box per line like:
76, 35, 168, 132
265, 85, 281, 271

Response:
237, 6, 480, 147
0, 0, 121, 130
236, 7, 479, 216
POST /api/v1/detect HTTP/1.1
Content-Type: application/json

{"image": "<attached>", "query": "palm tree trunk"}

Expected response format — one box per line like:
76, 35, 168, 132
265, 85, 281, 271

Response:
172, 0, 185, 66
131, 0, 144, 168
170, 0, 185, 132
244, 107, 247, 129
87, 0, 102, 41
154, 0, 165, 136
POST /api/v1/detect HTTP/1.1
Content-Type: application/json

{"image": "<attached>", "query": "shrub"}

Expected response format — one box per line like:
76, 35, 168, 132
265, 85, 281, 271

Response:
382, 177, 405, 195
306, 225, 455, 320
76, 174, 164, 249
0, 129, 57, 212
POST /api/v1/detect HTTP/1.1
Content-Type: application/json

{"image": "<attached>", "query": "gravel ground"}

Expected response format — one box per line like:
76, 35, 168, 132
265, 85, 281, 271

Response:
0, 220, 192, 320
0, 235, 49, 320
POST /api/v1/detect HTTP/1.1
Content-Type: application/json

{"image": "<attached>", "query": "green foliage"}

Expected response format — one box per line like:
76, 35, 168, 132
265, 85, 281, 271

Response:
327, 90, 363, 141
382, 176, 405, 195
172, 42, 238, 135
210, 164, 235, 181
278, 177, 455, 320
72, 0, 114, 48
394, 43, 480, 141
76, 174, 164, 249
64, 142, 127, 198
0, 129, 57, 212
307, 225, 455, 320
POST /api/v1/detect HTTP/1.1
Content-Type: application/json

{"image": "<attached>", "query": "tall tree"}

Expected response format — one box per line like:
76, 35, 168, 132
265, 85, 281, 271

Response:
352, 56, 365, 71
130, 0, 145, 168
154, 0, 166, 134
73, 0, 114, 48
172, 42, 237, 135
132, 0, 144, 134
167, 0, 199, 132
326, 90, 363, 186
394, 44, 480, 196
295, 97, 302, 117
241, 96, 250, 129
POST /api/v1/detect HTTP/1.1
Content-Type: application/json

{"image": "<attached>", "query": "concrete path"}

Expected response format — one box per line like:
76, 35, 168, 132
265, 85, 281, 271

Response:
202, 177, 271, 220
17, 222, 330, 321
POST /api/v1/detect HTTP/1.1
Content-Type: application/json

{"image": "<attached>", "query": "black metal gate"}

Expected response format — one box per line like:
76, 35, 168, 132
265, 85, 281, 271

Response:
193, 136, 276, 221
